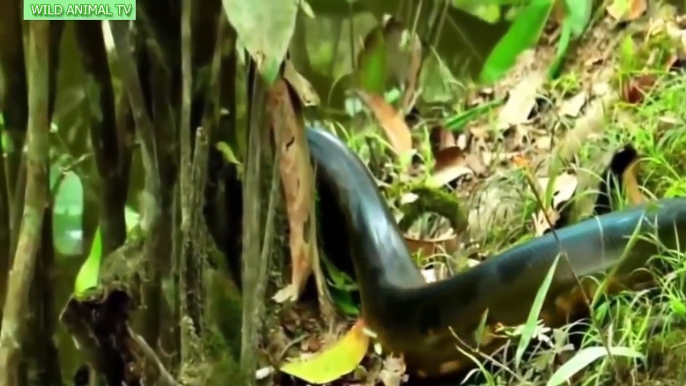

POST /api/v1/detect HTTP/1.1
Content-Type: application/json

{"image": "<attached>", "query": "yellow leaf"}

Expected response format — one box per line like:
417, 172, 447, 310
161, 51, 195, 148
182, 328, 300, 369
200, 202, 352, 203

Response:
280, 319, 370, 384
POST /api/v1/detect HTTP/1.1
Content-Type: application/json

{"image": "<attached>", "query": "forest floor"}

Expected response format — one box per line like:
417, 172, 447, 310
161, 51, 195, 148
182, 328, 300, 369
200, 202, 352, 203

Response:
267, 5, 686, 386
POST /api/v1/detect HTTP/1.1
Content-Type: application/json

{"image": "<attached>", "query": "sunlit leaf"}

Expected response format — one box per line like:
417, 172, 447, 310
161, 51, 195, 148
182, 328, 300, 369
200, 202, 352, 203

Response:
53, 170, 84, 257
74, 207, 139, 299
546, 346, 644, 386
280, 319, 369, 384
480, 0, 554, 84
74, 227, 102, 300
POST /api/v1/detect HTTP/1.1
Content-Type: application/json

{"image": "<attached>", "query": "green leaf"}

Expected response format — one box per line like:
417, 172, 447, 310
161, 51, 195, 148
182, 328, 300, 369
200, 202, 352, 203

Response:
74, 227, 102, 299
563, 0, 591, 38
546, 346, 644, 386
445, 97, 504, 132
479, 0, 555, 84
221, 0, 298, 84
53, 170, 84, 257
548, 20, 572, 80
515, 253, 561, 369
356, 27, 388, 94
74, 207, 140, 299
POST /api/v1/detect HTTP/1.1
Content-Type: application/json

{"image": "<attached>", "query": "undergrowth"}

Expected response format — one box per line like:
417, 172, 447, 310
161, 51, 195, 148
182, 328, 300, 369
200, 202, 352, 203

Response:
316, 60, 686, 384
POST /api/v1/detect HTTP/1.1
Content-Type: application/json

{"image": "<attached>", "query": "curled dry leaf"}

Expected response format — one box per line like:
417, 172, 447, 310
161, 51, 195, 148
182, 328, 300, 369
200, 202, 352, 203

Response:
283, 60, 320, 107
532, 173, 578, 236
606, 0, 647, 21
550, 90, 618, 174
355, 90, 413, 155
429, 146, 475, 187
268, 79, 320, 306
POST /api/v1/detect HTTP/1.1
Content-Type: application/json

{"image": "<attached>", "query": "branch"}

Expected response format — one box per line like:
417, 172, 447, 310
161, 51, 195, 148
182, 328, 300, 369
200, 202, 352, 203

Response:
0, 20, 50, 386
106, 21, 159, 190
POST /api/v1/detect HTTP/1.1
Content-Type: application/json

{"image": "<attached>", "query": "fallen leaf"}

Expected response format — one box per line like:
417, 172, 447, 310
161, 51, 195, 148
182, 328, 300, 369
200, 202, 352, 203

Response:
558, 91, 588, 117
429, 146, 473, 187
532, 173, 578, 235
430, 125, 456, 153
280, 319, 370, 384
356, 90, 413, 155
620, 74, 657, 104
283, 60, 320, 106
550, 91, 618, 175
606, 0, 647, 21
496, 72, 545, 130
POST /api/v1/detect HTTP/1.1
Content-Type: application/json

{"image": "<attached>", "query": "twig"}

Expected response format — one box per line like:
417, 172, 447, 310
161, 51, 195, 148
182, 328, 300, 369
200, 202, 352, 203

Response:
0, 20, 50, 386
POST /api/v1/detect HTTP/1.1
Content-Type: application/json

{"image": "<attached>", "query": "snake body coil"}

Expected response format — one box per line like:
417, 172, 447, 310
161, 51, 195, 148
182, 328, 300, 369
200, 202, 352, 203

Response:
308, 127, 686, 378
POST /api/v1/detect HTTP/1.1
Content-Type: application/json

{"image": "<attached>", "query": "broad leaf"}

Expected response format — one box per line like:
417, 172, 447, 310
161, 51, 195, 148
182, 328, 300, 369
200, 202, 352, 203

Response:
221, 0, 298, 84
53, 170, 84, 257
480, 0, 554, 84
280, 319, 369, 384
563, 0, 592, 37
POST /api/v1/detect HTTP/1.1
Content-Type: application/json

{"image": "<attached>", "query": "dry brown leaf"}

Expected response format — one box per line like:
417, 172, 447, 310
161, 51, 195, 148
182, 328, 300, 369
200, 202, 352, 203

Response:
550, 90, 618, 175
496, 72, 545, 130
532, 173, 578, 235
429, 146, 473, 187
559, 91, 588, 117
356, 90, 413, 155
283, 60, 320, 107
553, 0, 567, 24
430, 125, 456, 152
268, 80, 325, 310
607, 0, 647, 21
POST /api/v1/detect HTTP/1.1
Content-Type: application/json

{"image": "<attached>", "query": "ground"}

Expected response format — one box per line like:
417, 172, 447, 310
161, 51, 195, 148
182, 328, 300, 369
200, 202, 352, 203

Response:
267, 4, 686, 386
